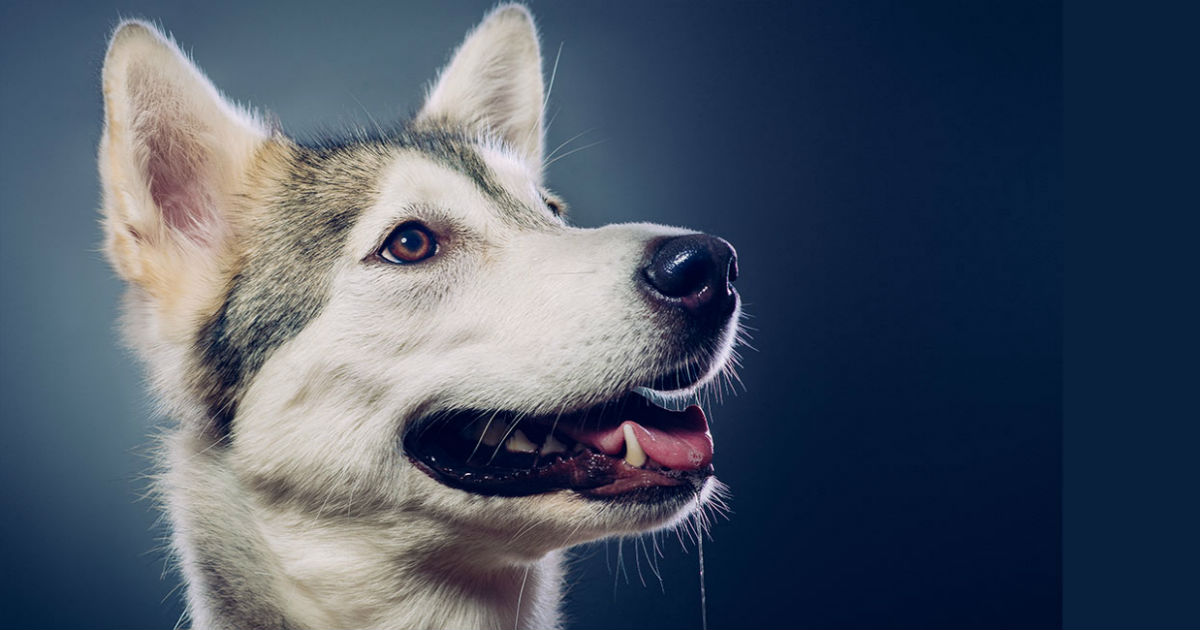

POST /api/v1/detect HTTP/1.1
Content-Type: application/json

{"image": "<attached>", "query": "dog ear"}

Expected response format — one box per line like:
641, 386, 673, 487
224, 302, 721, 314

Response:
418, 4, 545, 170
99, 20, 267, 294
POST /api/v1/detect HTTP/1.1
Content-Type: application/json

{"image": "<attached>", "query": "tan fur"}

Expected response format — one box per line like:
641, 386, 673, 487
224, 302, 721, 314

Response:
99, 21, 281, 343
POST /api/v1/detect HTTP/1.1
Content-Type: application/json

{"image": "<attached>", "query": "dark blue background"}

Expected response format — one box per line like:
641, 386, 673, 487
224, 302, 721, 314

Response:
1063, 3, 1200, 629
0, 1, 1060, 628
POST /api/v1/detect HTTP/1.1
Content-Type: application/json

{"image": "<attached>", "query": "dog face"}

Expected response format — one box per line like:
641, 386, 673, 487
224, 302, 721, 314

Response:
101, 6, 740, 557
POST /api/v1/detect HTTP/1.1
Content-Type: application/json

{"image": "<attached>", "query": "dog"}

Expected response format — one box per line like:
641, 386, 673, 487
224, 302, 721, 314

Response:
98, 5, 741, 628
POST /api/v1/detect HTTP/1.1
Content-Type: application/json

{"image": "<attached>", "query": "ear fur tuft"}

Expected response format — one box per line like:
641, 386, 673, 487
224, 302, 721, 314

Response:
418, 4, 545, 170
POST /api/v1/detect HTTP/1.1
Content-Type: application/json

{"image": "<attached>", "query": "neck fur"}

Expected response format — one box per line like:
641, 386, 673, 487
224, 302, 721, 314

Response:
162, 431, 563, 630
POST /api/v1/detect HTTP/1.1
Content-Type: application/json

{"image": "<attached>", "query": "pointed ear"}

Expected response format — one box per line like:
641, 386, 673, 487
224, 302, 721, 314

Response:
418, 4, 545, 169
99, 20, 267, 292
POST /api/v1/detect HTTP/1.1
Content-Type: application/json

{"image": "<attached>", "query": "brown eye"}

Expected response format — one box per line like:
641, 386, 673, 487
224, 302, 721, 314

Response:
380, 222, 437, 264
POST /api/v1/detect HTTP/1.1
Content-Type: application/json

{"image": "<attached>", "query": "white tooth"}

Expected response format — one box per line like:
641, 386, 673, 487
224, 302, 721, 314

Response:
542, 434, 567, 455
505, 429, 537, 453
481, 422, 507, 447
622, 424, 646, 468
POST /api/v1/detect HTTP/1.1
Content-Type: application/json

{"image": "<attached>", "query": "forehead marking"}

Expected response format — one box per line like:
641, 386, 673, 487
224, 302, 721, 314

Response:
399, 134, 548, 230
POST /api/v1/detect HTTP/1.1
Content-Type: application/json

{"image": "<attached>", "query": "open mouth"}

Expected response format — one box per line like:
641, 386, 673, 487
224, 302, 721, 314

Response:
403, 392, 714, 500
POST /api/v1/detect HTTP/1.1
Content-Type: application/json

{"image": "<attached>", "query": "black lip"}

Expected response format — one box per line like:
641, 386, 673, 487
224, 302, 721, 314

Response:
579, 481, 707, 505
407, 443, 711, 499
407, 445, 618, 496
642, 358, 717, 393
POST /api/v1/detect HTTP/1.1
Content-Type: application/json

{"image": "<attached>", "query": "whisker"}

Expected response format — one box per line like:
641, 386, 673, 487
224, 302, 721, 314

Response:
544, 139, 607, 168
542, 42, 564, 117
633, 537, 647, 588
487, 412, 526, 464
468, 411, 500, 462
514, 565, 532, 630
640, 536, 665, 592
545, 128, 596, 163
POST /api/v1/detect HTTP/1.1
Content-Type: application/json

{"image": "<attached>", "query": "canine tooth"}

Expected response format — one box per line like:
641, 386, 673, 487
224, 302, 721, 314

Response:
542, 434, 567, 455
505, 429, 537, 453
481, 422, 507, 447
622, 424, 646, 468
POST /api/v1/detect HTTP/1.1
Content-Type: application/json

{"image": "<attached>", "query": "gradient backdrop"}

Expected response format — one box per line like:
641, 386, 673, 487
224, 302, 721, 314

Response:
0, 1, 1061, 628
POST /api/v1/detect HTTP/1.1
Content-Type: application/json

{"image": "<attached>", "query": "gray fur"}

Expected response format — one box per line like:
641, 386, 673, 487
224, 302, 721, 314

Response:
166, 435, 297, 630
193, 140, 392, 438
195, 129, 546, 440
99, 7, 737, 629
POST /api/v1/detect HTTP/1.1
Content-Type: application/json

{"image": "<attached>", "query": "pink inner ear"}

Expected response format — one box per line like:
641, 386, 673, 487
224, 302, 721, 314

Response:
130, 66, 221, 246
143, 127, 219, 246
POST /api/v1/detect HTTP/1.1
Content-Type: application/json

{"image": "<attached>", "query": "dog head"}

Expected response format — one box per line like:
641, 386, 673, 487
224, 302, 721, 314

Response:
100, 5, 741, 558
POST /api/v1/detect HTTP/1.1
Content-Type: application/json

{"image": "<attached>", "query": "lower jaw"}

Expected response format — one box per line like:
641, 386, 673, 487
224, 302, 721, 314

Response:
408, 448, 713, 501
578, 478, 709, 509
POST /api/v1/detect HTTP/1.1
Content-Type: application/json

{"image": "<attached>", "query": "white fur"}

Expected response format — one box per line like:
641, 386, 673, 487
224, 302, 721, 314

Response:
221, 149, 714, 627
101, 6, 736, 629
419, 5, 546, 171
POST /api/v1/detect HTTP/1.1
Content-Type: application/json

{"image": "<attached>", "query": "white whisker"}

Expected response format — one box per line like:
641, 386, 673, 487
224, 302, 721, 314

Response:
544, 139, 607, 168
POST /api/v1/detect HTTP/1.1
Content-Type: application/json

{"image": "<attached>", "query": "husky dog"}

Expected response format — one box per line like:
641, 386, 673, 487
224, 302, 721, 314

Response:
99, 5, 741, 629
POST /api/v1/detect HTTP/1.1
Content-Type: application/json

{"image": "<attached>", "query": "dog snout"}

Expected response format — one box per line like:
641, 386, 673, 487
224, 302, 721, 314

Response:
642, 233, 739, 319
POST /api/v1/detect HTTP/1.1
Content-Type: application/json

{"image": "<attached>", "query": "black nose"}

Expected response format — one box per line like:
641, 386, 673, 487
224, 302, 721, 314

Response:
643, 234, 739, 317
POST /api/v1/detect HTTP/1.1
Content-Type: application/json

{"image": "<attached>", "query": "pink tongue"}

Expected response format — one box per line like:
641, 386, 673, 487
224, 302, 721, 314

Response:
565, 404, 713, 470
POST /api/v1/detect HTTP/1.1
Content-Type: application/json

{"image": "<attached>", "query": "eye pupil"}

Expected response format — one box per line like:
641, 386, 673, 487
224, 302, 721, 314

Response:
398, 230, 423, 251
381, 222, 437, 264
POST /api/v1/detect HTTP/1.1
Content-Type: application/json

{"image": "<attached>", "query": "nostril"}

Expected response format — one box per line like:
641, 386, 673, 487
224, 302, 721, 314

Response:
660, 249, 709, 297
644, 235, 716, 299
643, 232, 740, 306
